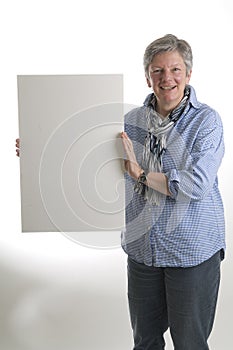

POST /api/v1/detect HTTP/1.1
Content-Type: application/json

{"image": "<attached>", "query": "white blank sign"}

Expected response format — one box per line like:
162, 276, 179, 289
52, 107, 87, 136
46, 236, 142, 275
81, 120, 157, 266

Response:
17, 75, 125, 247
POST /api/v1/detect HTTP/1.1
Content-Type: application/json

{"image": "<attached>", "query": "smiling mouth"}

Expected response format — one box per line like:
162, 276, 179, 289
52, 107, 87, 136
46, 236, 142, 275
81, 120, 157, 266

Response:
160, 86, 176, 90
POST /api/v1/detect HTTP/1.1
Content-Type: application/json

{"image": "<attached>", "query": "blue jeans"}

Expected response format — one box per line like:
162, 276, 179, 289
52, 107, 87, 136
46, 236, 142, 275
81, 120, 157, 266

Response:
127, 251, 221, 350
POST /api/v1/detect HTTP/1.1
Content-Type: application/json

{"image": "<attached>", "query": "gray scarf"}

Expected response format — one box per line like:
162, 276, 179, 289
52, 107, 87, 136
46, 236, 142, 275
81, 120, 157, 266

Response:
134, 86, 190, 204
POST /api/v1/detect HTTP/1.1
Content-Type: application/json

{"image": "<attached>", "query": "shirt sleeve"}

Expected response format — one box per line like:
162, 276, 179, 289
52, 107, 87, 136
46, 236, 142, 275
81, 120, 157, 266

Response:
166, 110, 225, 201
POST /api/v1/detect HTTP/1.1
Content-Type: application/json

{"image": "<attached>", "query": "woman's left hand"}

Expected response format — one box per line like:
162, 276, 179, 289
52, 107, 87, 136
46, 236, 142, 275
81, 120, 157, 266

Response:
120, 132, 143, 180
15, 138, 20, 157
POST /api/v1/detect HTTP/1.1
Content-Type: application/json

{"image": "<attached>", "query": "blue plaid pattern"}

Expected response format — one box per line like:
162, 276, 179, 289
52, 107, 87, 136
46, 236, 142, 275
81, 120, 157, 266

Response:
121, 85, 225, 267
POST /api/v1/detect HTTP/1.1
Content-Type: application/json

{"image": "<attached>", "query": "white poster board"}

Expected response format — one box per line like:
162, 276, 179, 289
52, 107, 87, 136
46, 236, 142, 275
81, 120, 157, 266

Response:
17, 75, 125, 247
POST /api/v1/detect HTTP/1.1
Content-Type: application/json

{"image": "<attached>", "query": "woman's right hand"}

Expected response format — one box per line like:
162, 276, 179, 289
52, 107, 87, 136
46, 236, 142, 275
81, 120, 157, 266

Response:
16, 138, 20, 157
120, 132, 142, 180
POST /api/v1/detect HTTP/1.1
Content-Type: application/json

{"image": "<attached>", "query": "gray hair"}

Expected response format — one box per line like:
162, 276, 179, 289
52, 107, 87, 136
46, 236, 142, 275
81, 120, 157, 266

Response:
143, 34, 193, 78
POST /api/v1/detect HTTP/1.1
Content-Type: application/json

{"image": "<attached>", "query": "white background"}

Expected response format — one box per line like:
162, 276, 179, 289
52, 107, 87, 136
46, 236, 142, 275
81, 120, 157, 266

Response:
1, 0, 232, 349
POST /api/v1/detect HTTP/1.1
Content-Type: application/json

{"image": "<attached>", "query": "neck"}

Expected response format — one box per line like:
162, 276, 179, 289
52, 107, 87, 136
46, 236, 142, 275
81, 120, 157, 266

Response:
156, 105, 173, 119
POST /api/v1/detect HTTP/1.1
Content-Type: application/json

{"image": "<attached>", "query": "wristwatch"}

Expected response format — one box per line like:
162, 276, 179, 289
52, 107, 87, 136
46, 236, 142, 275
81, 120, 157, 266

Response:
134, 170, 147, 196
137, 171, 147, 185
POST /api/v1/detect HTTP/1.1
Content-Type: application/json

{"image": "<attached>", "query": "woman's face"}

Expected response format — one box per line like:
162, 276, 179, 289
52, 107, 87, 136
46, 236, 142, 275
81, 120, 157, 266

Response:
146, 50, 192, 116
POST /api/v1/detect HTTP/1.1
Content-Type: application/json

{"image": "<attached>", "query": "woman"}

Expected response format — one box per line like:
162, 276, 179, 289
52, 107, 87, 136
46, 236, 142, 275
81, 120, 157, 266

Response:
121, 34, 225, 350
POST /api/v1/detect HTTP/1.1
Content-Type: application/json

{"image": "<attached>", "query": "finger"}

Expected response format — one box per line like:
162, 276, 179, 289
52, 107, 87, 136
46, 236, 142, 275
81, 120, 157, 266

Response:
124, 160, 129, 172
122, 139, 131, 155
120, 131, 129, 139
124, 139, 133, 154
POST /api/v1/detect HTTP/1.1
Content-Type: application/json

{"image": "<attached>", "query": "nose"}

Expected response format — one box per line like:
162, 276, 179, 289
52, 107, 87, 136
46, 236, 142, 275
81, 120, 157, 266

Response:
161, 69, 172, 82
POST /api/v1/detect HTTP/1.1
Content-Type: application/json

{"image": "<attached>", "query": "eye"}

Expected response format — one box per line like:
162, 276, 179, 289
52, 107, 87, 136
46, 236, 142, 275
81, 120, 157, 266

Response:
152, 68, 162, 74
173, 67, 181, 72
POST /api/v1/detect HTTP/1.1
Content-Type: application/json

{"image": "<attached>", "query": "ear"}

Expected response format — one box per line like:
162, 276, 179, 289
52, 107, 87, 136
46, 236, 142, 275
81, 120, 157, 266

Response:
146, 75, 151, 88
186, 69, 192, 84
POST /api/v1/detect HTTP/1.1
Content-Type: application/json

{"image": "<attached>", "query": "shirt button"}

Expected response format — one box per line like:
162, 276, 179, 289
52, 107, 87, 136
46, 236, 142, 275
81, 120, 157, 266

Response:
147, 226, 151, 230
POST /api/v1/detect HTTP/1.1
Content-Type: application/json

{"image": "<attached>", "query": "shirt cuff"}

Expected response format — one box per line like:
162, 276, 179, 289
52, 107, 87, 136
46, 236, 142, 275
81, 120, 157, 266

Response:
165, 169, 180, 199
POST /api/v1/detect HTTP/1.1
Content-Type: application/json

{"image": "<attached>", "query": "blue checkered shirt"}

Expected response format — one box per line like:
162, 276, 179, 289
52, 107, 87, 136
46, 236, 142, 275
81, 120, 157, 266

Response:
121, 85, 225, 267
